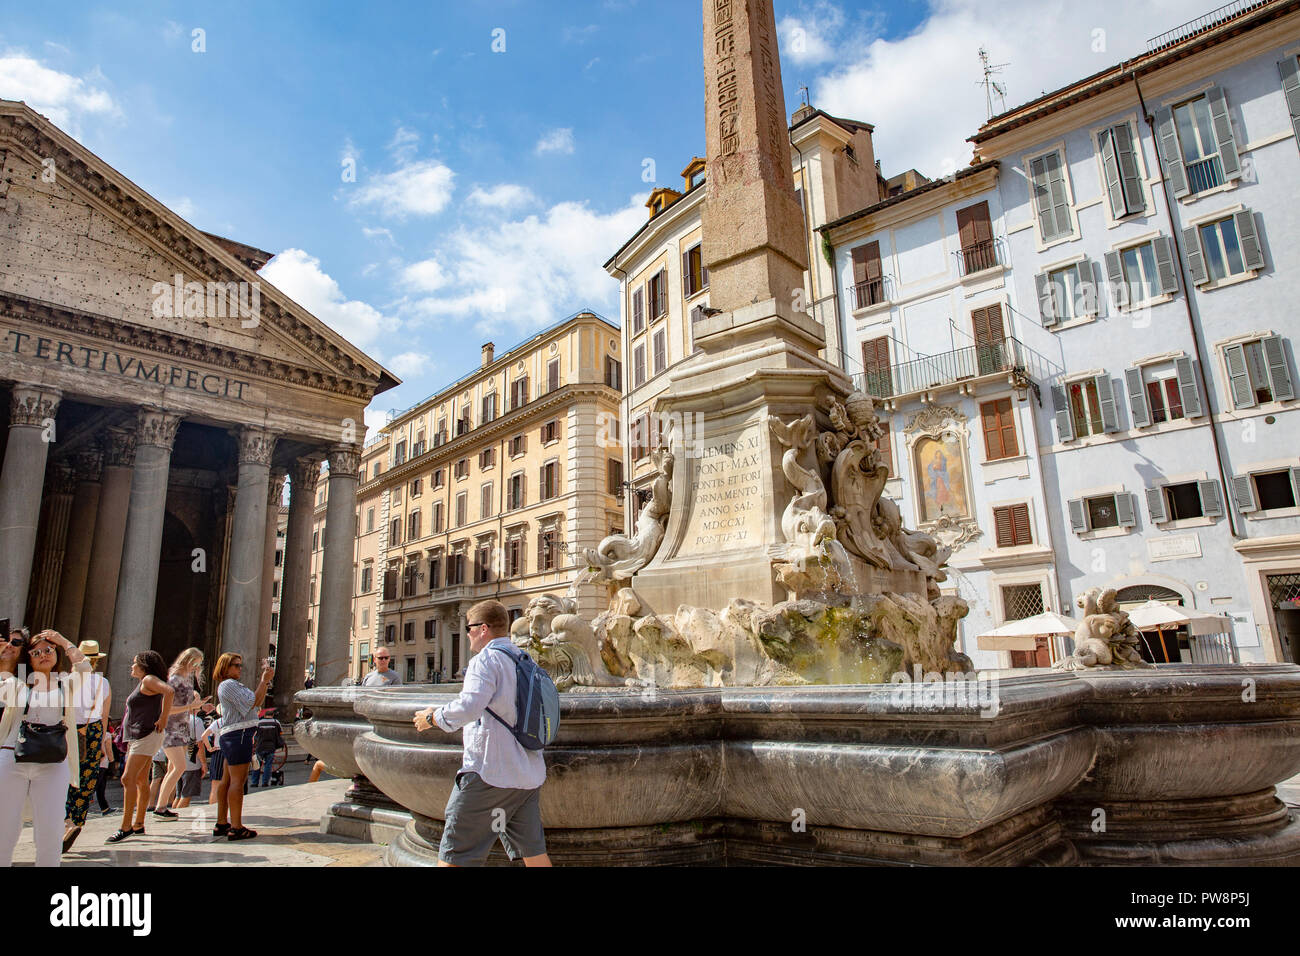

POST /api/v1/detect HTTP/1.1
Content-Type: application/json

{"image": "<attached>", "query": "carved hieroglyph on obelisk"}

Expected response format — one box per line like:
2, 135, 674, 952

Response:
697, 0, 818, 351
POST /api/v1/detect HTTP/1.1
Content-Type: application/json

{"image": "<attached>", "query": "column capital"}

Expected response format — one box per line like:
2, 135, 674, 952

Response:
101, 427, 137, 468
291, 454, 325, 494
9, 384, 62, 427
49, 462, 78, 496
268, 470, 288, 507
135, 408, 182, 450
234, 425, 279, 467
328, 443, 362, 477
72, 449, 105, 483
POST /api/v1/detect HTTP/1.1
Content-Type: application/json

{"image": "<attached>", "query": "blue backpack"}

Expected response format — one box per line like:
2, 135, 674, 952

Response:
484, 644, 561, 751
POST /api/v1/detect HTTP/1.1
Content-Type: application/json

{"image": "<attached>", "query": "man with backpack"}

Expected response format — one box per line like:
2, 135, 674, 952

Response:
413, 599, 554, 867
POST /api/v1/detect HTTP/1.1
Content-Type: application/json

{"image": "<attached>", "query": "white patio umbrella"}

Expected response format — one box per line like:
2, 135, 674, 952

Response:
976, 610, 1078, 652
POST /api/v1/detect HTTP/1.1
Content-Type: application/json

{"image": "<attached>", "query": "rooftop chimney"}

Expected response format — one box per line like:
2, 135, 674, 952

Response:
481, 342, 495, 367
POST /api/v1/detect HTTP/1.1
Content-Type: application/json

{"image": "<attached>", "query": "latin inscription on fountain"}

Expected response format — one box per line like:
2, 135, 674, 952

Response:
679, 427, 765, 555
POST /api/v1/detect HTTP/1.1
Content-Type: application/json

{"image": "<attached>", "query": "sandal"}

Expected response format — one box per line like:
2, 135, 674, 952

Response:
213, 823, 231, 837
63, 827, 83, 853
153, 808, 179, 819
106, 828, 133, 843
132, 825, 146, 835
227, 827, 258, 841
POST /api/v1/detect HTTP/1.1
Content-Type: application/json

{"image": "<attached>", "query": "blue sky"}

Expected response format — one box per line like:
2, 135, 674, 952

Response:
1, 0, 1211, 432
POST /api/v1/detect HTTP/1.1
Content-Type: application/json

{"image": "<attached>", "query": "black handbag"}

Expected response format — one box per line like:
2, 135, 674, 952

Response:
15, 682, 67, 764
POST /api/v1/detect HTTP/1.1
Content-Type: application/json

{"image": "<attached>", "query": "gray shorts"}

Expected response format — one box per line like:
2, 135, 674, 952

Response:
439, 771, 546, 865
178, 769, 202, 798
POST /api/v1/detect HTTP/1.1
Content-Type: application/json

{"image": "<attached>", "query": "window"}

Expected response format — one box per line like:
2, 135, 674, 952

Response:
1052, 375, 1118, 440
538, 529, 558, 572
479, 447, 495, 470
631, 288, 645, 335
481, 482, 494, 520
992, 504, 1032, 547
428, 554, 441, 590
382, 568, 396, 601
412, 437, 426, 457
547, 359, 561, 393
1232, 469, 1300, 514
372, 462, 381, 480
403, 621, 415, 643
393, 441, 407, 466
454, 458, 469, 480
456, 411, 471, 436
272, 580, 280, 598
312, 529, 320, 551
410, 478, 422, 498
648, 268, 667, 321
455, 492, 467, 527
1127, 359, 1202, 427
874, 431, 893, 478
1034, 261, 1094, 326
392, 486, 403, 506
511, 377, 529, 410
1028, 149, 1072, 242
850, 241, 884, 308
1156, 88, 1241, 197
505, 536, 524, 577
482, 393, 498, 424
980, 398, 1019, 461
475, 542, 493, 584
608, 458, 624, 494
633, 345, 646, 388
360, 564, 374, 593
1185, 211, 1264, 286
365, 508, 375, 533
407, 510, 421, 541
387, 519, 400, 545
402, 562, 417, 597
509, 434, 526, 457
359, 605, 370, 628
1146, 480, 1223, 523
432, 501, 444, 534
861, 336, 891, 399
540, 461, 559, 500
435, 420, 447, 447
508, 473, 526, 510
956, 201, 996, 274
1068, 492, 1136, 533
1097, 122, 1146, 219
447, 551, 465, 586
1104, 237, 1178, 308
433, 468, 444, 489
651, 329, 667, 376
683, 243, 708, 296
1003, 584, 1050, 668
1223, 337, 1294, 408
542, 420, 559, 444
384, 624, 395, 645
605, 356, 622, 390
631, 414, 650, 461
405, 658, 416, 683
971, 304, 1007, 375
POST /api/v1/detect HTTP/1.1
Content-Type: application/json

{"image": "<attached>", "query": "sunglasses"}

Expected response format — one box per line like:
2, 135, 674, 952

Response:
468, 622, 487, 630
30, 644, 57, 656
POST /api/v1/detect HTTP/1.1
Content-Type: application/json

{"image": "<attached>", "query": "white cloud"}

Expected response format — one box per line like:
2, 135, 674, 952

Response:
777, 1, 849, 66
363, 405, 390, 443
350, 158, 456, 219
563, 24, 600, 44
362, 226, 395, 243
467, 183, 536, 209
165, 196, 196, 219
0, 53, 117, 131
401, 258, 449, 292
388, 351, 433, 377
535, 127, 575, 156
260, 248, 400, 352
388, 125, 420, 165
811, 0, 1213, 181
404, 194, 646, 334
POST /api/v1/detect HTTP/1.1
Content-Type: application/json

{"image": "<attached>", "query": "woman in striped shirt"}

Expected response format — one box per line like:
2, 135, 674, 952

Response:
210, 653, 273, 841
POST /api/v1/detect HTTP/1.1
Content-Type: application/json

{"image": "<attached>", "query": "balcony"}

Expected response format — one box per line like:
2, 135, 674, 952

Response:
954, 238, 1006, 277
1185, 155, 1225, 194
854, 336, 1028, 402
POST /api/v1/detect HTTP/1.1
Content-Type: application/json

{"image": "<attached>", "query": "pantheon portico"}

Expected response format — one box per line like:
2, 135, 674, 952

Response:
0, 99, 397, 710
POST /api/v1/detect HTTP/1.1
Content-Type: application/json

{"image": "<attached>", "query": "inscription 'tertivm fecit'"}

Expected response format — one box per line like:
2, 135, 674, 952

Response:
680, 429, 765, 553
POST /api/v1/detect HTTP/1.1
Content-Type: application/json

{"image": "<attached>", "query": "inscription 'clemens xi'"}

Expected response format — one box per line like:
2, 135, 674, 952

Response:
683, 431, 764, 552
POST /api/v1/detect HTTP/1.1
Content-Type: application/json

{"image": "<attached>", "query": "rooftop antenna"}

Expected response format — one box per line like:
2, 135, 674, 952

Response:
977, 47, 1009, 119
798, 83, 810, 108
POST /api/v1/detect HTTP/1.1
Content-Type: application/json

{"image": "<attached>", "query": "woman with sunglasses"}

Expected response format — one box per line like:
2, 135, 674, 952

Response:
0, 629, 88, 866
107, 650, 173, 843
211, 652, 273, 841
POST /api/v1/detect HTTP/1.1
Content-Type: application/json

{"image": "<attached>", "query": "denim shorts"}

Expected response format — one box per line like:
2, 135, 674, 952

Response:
438, 771, 546, 866
218, 726, 257, 766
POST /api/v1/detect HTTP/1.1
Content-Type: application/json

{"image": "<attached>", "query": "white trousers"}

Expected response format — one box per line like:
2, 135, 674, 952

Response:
0, 748, 68, 867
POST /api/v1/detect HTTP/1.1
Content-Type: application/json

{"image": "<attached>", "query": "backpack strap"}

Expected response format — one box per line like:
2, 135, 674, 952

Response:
482, 644, 522, 731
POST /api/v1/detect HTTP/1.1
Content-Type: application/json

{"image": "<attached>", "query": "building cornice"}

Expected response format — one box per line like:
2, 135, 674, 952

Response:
821, 163, 1000, 241
1235, 533, 1300, 560
604, 187, 707, 274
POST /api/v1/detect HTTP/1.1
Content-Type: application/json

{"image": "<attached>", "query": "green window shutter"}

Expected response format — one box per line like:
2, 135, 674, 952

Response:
1146, 486, 1168, 523
1230, 475, 1258, 514
1115, 493, 1136, 528
1034, 271, 1057, 326
1174, 356, 1202, 418
1075, 260, 1096, 316
1224, 343, 1256, 408
1182, 226, 1208, 286
1233, 210, 1264, 271
1125, 367, 1151, 427
1263, 335, 1294, 401
1051, 384, 1075, 442
1068, 499, 1087, 533
1152, 236, 1179, 295
1206, 87, 1241, 181
1099, 127, 1125, 219
1095, 374, 1119, 432
1291, 467, 1300, 503
1114, 122, 1146, 214
1155, 107, 1189, 198
1104, 251, 1125, 309
1046, 152, 1072, 239
1198, 479, 1224, 518
1280, 57, 1300, 153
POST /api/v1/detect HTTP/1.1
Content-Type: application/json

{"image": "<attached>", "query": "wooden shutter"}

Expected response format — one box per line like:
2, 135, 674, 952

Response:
656, 268, 668, 317
875, 431, 893, 477
1205, 87, 1241, 180
1114, 122, 1145, 214
1234, 210, 1264, 271
1074, 260, 1095, 316
1230, 474, 1258, 514
548, 361, 560, 392
1034, 271, 1057, 326
1146, 486, 1168, 523
1104, 251, 1125, 308
1115, 493, 1136, 528
994, 506, 1015, 547
1263, 335, 1295, 401
1155, 107, 1189, 198
1174, 356, 1202, 418
957, 202, 991, 248
1095, 374, 1119, 432
1125, 368, 1151, 428
1045, 152, 1072, 239
981, 398, 1018, 460
1198, 479, 1224, 518
1152, 237, 1178, 295
1182, 226, 1208, 286
1068, 499, 1087, 533
850, 242, 880, 283
1011, 504, 1031, 545
1281, 57, 1300, 153
972, 303, 1004, 345
632, 288, 644, 331
682, 249, 693, 296
1099, 127, 1125, 219
1051, 384, 1075, 442
1224, 344, 1255, 408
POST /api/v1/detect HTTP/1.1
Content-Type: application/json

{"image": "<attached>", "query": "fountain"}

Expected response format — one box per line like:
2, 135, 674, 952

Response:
296, 0, 1300, 865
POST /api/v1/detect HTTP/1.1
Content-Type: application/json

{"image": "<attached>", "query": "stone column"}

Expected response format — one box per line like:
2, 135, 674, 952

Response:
316, 445, 360, 687
107, 409, 181, 701
80, 430, 135, 650
54, 450, 105, 641
257, 470, 286, 665
29, 464, 77, 629
220, 427, 278, 669
275, 455, 321, 713
0, 385, 61, 626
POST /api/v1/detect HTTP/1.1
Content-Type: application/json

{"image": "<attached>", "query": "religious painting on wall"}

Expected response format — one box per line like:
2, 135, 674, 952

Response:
914, 435, 970, 523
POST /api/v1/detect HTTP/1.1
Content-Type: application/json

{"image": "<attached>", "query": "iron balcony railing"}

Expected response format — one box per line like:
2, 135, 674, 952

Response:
1146, 0, 1270, 53
850, 276, 891, 310
1185, 155, 1225, 194
955, 237, 1006, 276
854, 336, 1027, 400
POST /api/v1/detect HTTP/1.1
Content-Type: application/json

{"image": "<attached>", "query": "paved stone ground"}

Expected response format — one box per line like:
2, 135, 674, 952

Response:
11, 757, 385, 867
1278, 771, 1300, 809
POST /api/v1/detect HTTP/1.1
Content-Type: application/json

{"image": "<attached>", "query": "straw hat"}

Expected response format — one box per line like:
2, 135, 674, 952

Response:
77, 640, 105, 660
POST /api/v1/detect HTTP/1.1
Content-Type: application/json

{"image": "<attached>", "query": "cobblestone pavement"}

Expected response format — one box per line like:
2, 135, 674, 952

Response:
11, 758, 385, 867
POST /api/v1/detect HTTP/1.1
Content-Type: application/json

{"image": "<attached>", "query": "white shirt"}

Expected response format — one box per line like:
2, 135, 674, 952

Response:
71, 671, 108, 724
1, 682, 64, 748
